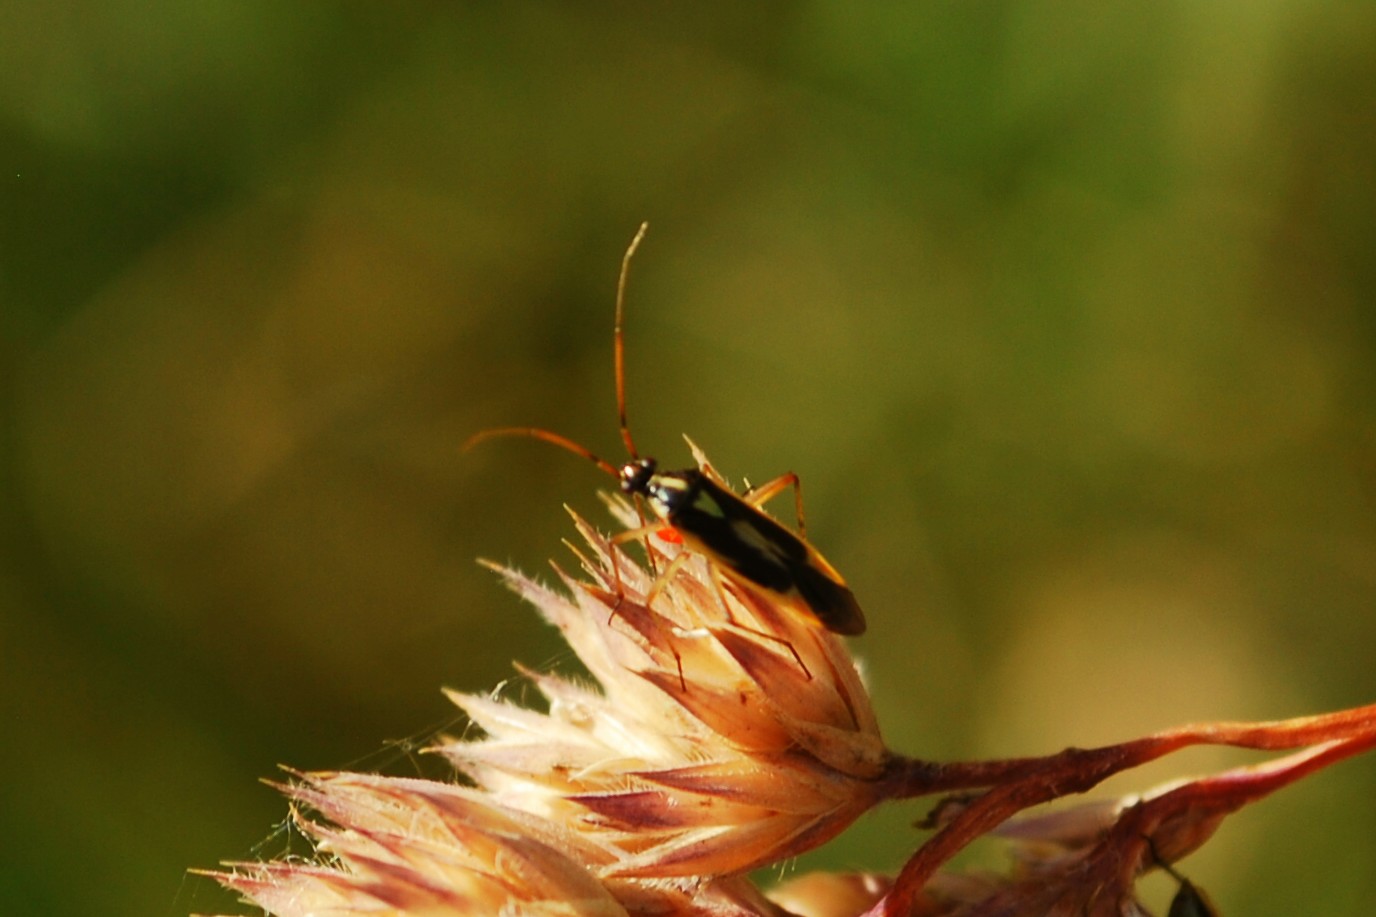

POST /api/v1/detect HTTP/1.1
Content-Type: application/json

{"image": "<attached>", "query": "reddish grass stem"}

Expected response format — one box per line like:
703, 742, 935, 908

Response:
871, 702, 1376, 915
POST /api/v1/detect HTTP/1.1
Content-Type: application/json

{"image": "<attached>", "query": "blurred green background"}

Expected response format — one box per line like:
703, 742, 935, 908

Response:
3, 3, 1375, 915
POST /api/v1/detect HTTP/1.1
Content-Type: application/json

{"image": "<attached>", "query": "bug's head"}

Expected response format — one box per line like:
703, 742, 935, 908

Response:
619, 457, 657, 496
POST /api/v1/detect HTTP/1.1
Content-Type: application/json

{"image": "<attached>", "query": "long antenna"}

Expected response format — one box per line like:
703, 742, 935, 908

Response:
461, 427, 620, 478
615, 222, 649, 461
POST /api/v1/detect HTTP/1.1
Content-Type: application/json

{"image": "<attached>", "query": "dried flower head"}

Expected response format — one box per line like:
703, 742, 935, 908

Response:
202, 768, 794, 916
199, 462, 1376, 917
203, 490, 888, 916
437, 496, 888, 879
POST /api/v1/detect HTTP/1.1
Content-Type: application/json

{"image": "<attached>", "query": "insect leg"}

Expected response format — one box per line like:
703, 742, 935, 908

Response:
741, 471, 806, 538
638, 550, 692, 610
608, 527, 687, 690
707, 564, 812, 681
606, 520, 674, 618
646, 553, 692, 692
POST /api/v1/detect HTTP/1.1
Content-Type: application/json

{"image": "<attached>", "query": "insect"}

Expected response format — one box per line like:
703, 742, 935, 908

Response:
1146, 838, 1220, 917
1165, 877, 1219, 917
465, 223, 866, 637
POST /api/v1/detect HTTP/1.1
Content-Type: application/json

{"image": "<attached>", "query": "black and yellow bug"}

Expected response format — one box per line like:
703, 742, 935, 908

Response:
465, 223, 865, 638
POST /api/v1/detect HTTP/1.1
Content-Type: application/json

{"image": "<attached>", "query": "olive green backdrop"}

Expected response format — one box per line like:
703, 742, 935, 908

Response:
3, 4, 1374, 915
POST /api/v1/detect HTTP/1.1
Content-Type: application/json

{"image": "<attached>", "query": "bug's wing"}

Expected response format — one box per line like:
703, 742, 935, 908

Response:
792, 559, 867, 636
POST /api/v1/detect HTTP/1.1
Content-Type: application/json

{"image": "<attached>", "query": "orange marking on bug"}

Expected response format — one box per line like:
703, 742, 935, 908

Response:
657, 526, 683, 544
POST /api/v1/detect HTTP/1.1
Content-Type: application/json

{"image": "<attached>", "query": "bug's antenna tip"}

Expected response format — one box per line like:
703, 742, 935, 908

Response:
460, 429, 496, 453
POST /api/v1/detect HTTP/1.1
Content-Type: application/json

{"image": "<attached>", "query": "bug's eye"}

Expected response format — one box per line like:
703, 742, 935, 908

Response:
620, 458, 657, 494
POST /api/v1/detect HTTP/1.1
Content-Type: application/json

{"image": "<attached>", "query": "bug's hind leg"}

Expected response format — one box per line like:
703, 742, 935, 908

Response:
742, 471, 806, 537
707, 564, 812, 681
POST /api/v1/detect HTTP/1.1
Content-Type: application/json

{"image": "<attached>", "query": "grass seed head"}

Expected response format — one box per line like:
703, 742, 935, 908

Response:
438, 503, 888, 879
